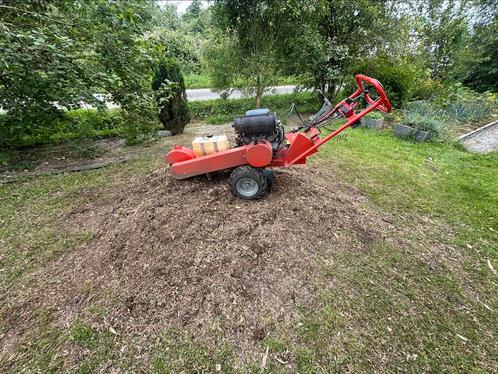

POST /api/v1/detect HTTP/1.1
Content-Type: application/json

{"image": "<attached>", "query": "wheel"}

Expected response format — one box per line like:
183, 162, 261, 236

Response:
261, 169, 274, 191
229, 166, 268, 200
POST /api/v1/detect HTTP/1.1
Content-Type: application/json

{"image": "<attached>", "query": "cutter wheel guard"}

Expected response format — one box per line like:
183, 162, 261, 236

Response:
166, 75, 391, 200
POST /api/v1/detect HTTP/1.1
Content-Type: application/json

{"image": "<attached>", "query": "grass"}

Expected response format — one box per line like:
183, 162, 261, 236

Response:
184, 73, 212, 89
152, 331, 235, 373
287, 241, 495, 372
0, 128, 496, 372
319, 128, 498, 256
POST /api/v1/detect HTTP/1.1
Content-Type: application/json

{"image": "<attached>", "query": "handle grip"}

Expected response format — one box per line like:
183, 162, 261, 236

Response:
354, 74, 391, 113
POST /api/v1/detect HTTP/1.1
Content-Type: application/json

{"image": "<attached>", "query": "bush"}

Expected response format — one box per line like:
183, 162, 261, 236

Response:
410, 78, 446, 101
401, 85, 497, 141
406, 87, 497, 125
364, 111, 383, 119
189, 92, 320, 120
0, 108, 149, 149
433, 84, 497, 123
401, 110, 445, 140
350, 56, 429, 108
152, 58, 190, 135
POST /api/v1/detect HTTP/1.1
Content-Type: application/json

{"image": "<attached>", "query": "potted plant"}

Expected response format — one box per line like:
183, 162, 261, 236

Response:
360, 110, 384, 129
394, 111, 444, 142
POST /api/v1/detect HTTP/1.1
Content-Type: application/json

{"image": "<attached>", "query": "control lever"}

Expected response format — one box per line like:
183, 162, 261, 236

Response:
315, 89, 332, 107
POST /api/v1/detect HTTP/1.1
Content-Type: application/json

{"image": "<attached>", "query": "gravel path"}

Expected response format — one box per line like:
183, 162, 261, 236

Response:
460, 120, 498, 153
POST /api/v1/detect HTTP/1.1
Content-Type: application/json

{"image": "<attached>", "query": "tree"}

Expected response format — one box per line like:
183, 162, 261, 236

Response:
208, 0, 285, 108
413, 0, 469, 80
183, 0, 203, 22
451, 1, 498, 91
273, 0, 400, 97
152, 58, 190, 135
0, 0, 160, 147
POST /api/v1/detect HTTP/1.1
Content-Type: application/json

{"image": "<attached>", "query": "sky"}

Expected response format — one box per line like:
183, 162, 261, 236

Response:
156, 1, 210, 15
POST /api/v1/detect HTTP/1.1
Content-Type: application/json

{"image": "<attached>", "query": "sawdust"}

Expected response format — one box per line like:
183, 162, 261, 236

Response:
2, 163, 401, 368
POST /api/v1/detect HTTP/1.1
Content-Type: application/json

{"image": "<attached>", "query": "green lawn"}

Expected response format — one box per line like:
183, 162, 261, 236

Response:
320, 128, 498, 257
0, 129, 496, 372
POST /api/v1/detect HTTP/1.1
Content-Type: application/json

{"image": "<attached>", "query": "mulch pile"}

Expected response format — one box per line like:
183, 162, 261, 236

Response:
4, 164, 394, 367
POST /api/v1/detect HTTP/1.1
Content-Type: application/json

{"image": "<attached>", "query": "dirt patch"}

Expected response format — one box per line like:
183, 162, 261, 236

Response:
1, 161, 400, 368
0, 123, 235, 175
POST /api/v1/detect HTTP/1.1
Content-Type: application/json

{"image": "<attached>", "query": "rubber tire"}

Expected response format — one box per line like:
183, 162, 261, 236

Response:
229, 166, 268, 200
261, 169, 274, 191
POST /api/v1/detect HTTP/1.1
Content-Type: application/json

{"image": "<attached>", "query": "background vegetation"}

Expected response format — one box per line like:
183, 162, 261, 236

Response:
1, 0, 497, 148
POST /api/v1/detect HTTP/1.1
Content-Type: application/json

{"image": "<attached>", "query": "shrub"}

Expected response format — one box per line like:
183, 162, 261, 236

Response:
0, 108, 144, 149
401, 111, 445, 140
406, 87, 497, 125
189, 92, 320, 120
152, 58, 190, 135
410, 79, 446, 101
350, 56, 429, 108
364, 111, 383, 119
433, 84, 497, 123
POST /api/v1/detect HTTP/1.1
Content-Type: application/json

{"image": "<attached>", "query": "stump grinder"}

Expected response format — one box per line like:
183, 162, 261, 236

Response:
166, 74, 391, 200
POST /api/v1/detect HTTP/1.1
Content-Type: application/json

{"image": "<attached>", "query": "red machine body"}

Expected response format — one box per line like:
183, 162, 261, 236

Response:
166, 75, 391, 182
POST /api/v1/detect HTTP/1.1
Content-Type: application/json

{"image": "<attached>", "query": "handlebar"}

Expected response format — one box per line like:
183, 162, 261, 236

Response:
354, 74, 391, 113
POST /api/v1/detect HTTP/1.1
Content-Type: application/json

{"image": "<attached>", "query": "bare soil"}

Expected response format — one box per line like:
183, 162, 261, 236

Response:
1, 159, 402, 368
0, 122, 236, 181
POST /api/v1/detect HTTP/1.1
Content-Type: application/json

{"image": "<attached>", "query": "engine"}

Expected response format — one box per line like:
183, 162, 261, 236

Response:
233, 108, 284, 148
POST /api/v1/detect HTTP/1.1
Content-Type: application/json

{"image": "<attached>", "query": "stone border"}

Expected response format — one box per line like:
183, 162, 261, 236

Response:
458, 119, 498, 142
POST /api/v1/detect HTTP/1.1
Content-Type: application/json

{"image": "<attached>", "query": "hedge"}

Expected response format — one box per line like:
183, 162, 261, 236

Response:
1, 92, 322, 149
189, 92, 321, 119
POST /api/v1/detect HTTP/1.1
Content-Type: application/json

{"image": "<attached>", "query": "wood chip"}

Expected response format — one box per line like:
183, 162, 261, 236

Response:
487, 259, 496, 275
260, 347, 269, 373
456, 334, 468, 342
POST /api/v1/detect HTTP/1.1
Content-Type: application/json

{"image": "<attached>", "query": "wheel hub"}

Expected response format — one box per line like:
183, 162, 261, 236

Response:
236, 177, 258, 197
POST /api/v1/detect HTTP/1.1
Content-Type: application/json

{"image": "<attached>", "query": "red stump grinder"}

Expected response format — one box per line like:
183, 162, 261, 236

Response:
166, 74, 391, 200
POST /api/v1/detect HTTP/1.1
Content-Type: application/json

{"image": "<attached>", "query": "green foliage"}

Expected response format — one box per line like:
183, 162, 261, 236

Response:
351, 56, 429, 108
401, 111, 445, 139
272, 0, 398, 97
152, 58, 190, 135
458, 14, 498, 92
0, 108, 159, 148
0, 0, 160, 149
208, 1, 286, 107
408, 86, 497, 124
188, 92, 320, 121
364, 111, 383, 120
182, 0, 203, 22
401, 85, 497, 140
416, 0, 469, 80
184, 73, 211, 89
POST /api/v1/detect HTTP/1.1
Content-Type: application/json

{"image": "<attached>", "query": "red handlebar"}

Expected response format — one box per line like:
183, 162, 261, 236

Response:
354, 74, 391, 113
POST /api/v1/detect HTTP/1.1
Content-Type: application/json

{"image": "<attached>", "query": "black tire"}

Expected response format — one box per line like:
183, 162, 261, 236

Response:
229, 166, 268, 200
261, 169, 274, 191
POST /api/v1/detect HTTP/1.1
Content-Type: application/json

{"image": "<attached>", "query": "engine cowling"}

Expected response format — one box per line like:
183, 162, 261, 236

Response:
233, 108, 281, 146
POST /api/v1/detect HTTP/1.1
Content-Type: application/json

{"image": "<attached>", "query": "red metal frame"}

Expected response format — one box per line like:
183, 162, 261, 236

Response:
166, 75, 391, 179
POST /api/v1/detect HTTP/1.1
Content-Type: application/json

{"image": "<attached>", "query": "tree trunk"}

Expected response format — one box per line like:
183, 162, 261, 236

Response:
255, 92, 262, 108
255, 74, 263, 108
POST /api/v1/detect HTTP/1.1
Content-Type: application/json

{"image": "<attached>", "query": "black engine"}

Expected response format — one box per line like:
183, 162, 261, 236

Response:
233, 108, 284, 147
